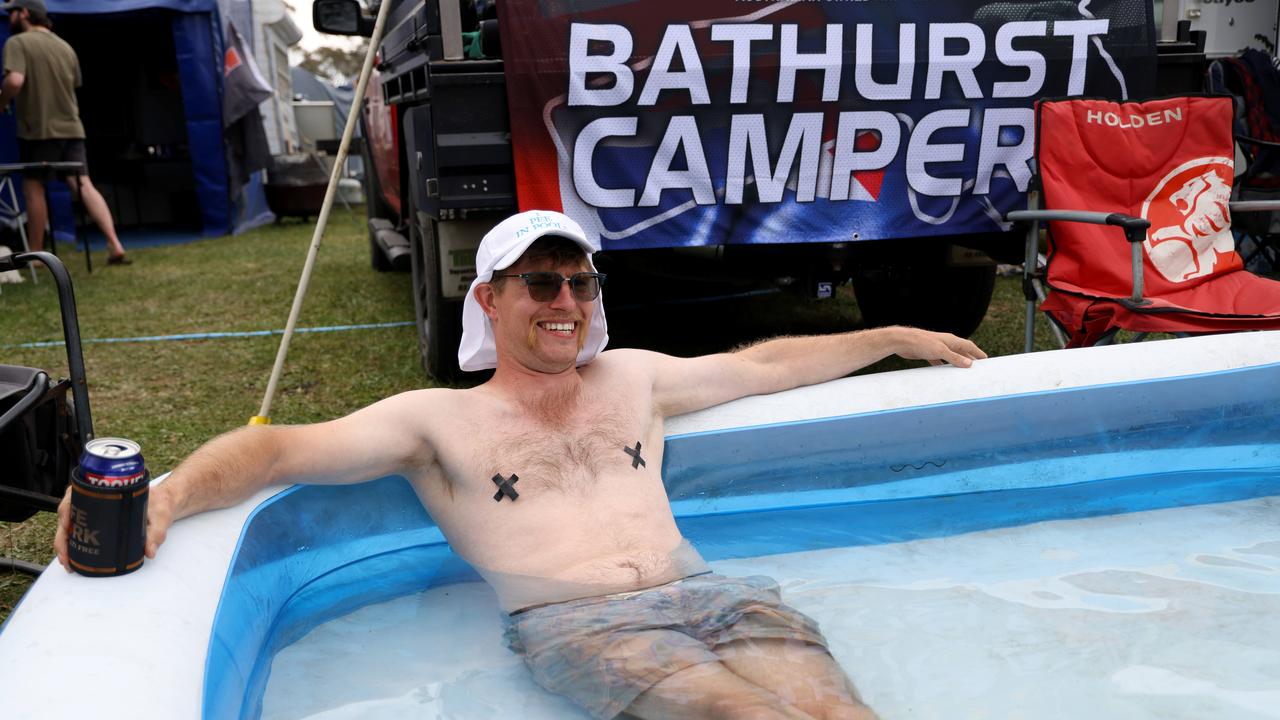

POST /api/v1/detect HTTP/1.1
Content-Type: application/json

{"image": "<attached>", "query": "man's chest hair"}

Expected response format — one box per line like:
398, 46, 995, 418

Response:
473, 404, 646, 496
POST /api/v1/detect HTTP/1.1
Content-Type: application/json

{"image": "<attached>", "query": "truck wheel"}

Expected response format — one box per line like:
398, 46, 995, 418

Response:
362, 119, 397, 273
853, 255, 996, 338
409, 211, 466, 383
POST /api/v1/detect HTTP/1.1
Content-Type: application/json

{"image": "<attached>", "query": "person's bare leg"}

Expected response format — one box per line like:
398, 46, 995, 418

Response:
22, 177, 47, 253
714, 638, 879, 720
622, 660, 817, 720
67, 175, 126, 258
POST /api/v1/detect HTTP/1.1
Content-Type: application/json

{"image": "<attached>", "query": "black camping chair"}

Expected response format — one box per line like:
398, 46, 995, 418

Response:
1206, 49, 1280, 274
0, 252, 94, 576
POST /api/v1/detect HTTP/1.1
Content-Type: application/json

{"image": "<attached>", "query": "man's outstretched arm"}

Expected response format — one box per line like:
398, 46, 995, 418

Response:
649, 326, 986, 417
53, 391, 436, 568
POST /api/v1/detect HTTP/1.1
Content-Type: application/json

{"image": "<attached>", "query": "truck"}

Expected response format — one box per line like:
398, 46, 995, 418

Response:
314, 0, 1198, 382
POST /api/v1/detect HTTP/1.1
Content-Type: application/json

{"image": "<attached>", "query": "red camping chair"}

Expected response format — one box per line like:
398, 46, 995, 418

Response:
1009, 95, 1280, 350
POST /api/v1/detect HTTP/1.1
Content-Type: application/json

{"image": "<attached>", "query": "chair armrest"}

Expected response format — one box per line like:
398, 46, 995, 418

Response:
1008, 209, 1114, 225
1005, 210, 1150, 304
1006, 210, 1149, 237
1231, 200, 1280, 213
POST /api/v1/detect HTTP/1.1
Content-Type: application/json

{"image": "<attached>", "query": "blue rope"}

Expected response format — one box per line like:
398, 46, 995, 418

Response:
6, 321, 415, 349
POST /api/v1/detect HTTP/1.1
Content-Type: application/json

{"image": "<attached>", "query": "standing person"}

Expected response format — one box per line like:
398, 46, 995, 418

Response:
56, 210, 987, 718
0, 0, 129, 265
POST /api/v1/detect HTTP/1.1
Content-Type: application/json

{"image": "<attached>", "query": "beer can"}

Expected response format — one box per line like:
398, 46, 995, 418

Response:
79, 438, 146, 487
68, 437, 150, 577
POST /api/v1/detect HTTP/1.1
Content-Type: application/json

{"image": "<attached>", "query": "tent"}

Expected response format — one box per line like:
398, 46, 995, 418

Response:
290, 66, 363, 178
291, 67, 355, 131
0, 0, 273, 238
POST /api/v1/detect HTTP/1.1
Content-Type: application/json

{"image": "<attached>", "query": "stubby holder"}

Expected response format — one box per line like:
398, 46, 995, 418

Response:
67, 468, 149, 577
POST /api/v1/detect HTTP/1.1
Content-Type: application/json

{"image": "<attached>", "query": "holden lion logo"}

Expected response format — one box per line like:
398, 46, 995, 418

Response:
1141, 157, 1238, 283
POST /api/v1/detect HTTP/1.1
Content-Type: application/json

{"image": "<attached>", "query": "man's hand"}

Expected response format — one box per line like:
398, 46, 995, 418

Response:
143, 483, 176, 559
890, 327, 988, 368
54, 482, 178, 572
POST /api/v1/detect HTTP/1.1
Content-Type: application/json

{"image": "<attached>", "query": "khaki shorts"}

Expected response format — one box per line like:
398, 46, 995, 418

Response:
504, 573, 830, 719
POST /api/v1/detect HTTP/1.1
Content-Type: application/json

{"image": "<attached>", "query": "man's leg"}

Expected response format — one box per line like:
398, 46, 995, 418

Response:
623, 660, 817, 720
22, 177, 47, 253
67, 175, 127, 259
714, 638, 878, 720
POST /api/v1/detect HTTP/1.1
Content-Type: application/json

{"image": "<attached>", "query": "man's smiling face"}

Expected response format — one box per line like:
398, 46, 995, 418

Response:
487, 254, 593, 374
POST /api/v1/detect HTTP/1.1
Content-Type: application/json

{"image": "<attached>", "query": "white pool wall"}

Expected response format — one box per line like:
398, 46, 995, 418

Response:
1, 332, 1278, 719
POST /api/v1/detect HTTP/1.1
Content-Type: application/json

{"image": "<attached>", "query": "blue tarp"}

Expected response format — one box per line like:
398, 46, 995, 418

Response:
0, 0, 271, 237
171, 10, 231, 234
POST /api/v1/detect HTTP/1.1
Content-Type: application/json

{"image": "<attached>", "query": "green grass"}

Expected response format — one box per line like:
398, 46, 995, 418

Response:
1, 211, 1052, 623
1, 209, 426, 620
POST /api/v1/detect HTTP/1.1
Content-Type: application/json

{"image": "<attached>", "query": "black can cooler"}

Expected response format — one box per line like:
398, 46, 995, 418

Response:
67, 467, 150, 576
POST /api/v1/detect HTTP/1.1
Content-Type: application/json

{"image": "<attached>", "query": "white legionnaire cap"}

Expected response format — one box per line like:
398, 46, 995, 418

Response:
458, 210, 610, 371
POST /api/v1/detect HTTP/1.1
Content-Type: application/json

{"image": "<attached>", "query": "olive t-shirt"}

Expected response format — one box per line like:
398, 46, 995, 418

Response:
2, 30, 85, 140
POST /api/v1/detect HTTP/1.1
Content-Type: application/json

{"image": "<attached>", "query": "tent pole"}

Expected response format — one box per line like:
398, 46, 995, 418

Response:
250, 0, 394, 426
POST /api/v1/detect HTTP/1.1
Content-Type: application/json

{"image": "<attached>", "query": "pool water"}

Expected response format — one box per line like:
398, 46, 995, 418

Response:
260, 492, 1280, 719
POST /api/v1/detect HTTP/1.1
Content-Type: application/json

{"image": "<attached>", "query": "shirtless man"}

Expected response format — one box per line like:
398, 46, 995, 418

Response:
55, 210, 986, 719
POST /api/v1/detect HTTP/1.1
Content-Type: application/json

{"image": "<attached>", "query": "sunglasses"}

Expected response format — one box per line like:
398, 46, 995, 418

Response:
491, 271, 606, 302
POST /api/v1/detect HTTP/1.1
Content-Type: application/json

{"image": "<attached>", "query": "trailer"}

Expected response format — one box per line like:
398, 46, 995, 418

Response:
316, 0, 1189, 381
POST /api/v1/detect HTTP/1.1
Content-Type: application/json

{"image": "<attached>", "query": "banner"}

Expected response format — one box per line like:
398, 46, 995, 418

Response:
499, 0, 1157, 249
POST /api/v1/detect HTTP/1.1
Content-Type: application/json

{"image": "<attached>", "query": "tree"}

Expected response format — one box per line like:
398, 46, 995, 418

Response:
296, 43, 368, 86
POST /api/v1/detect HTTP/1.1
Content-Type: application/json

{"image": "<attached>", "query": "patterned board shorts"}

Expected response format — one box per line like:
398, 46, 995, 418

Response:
504, 573, 830, 719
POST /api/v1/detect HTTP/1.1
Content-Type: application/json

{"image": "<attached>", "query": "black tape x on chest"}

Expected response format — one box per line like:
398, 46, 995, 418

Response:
492, 473, 519, 502
624, 441, 646, 469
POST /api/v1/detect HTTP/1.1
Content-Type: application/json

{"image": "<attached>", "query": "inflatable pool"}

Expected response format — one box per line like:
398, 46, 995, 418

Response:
2, 333, 1279, 719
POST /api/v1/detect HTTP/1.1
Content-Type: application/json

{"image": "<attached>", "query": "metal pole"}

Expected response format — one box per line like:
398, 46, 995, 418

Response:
250, 0, 394, 425
1021, 191, 1040, 354
1023, 221, 1038, 354
1130, 241, 1144, 304
14, 251, 94, 440
439, 0, 465, 60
